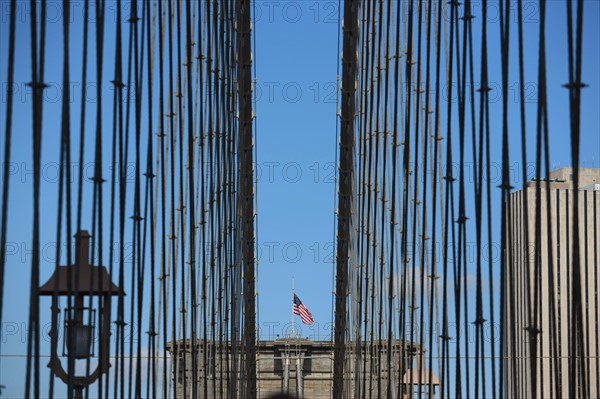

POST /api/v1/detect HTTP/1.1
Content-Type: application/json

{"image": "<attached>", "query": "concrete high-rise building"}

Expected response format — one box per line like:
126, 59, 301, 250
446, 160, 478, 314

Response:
504, 168, 600, 398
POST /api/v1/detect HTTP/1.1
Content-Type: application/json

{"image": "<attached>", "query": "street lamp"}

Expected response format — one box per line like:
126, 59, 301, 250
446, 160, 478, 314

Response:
39, 230, 123, 398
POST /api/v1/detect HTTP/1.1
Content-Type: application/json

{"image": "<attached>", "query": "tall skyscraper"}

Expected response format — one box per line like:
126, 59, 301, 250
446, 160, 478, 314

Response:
504, 168, 600, 398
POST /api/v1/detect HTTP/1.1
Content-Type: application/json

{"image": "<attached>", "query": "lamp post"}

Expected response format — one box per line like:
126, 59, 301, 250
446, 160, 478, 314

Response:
39, 230, 123, 398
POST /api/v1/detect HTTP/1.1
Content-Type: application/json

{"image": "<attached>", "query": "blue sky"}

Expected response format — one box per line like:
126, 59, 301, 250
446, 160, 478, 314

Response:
0, 0, 599, 398
253, 0, 340, 340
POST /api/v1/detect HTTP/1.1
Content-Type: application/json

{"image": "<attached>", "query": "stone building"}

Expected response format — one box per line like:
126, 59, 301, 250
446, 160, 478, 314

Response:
167, 337, 439, 398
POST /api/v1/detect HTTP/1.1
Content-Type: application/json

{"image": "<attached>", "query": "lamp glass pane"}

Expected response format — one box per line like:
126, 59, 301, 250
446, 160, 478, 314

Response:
67, 324, 92, 359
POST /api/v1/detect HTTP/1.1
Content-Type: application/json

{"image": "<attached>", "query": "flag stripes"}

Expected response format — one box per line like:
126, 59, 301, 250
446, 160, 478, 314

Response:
293, 294, 314, 325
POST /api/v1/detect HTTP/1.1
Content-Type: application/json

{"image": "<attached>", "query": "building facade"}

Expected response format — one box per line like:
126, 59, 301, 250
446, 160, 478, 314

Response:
504, 168, 600, 398
168, 337, 439, 398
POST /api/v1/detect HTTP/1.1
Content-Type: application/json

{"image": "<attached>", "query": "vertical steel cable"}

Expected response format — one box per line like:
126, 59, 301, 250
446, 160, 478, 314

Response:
24, 0, 47, 396
440, 2, 458, 398
198, 0, 208, 396
109, 1, 126, 397
417, 0, 435, 396
0, 0, 17, 343
398, 0, 416, 393
565, 0, 587, 396
236, 0, 257, 396
532, 0, 547, 383
86, 0, 106, 391
481, 0, 498, 396
174, 0, 188, 393
0, 0, 15, 389
365, 0, 377, 393
331, 3, 343, 383
408, 0, 425, 394
353, 2, 370, 394
594, 190, 599, 397
166, 0, 179, 395
472, 0, 493, 397
538, 1, 560, 397
333, 0, 358, 395
455, 0, 469, 394
379, 0, 395, 392
142, 0, 157, 397
77, 6, 91, 392
46, 3, 74, 398
60, 0, 76, 395
155, 0, 169, 395
498, 2, 513, 399
427, 0, 444, 396
183, 0, 198, 397
134, 3, 147, 397
371, 0, 385, 392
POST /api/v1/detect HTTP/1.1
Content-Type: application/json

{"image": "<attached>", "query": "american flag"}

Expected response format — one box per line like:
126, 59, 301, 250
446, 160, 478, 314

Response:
293, 294, 314, 325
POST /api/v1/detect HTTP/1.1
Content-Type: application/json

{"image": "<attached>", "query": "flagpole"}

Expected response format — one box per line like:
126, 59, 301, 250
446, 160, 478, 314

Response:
291, 276, 295, 335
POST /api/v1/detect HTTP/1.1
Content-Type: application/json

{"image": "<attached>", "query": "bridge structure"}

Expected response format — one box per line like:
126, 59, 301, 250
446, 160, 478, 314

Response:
0, 0, 596, 398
